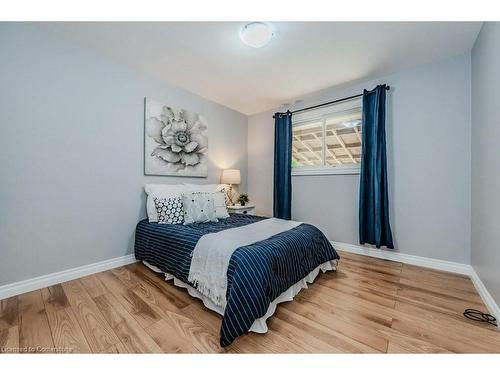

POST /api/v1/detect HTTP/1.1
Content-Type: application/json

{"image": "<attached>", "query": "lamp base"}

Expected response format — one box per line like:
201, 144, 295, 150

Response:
227, 184, 235, 205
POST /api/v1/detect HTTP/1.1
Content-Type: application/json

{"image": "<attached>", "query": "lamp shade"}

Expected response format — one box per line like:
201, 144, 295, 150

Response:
221, 169, 241, 185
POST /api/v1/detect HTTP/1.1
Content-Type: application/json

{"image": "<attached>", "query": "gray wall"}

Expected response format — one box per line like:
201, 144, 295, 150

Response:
248, 54, 472, 263
471, 23, 500, 305
0, 23, 248, 286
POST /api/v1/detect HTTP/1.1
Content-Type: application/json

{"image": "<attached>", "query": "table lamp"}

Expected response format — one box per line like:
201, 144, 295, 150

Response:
221, 169, 241, 205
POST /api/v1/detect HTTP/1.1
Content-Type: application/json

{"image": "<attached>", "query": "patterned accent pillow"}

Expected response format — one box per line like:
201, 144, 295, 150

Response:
182, 192, 218, 224
154, 197, 184, 224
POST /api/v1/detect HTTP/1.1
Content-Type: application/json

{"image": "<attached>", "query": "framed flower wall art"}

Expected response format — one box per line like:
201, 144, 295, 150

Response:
144, 98, 208, 177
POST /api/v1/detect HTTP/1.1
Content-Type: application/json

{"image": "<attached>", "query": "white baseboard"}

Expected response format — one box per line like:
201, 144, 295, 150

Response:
0, 254, 137, 300
468, 267, 500, 326
331, 241, 471, 275
332, 241, 500, 327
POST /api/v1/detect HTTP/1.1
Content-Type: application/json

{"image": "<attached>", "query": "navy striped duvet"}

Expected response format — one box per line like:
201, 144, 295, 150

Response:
134, 214, 339, 347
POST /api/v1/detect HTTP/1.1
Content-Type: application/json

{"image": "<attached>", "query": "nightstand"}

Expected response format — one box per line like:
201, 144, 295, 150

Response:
227, 204, 255, 215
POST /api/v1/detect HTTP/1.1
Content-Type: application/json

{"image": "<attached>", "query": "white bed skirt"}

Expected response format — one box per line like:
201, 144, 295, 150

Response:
143, 259, 337, 334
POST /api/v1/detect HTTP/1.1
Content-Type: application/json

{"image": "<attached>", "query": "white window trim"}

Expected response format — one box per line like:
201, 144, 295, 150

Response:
292, 165, 360, 176
292, 98, 362, 175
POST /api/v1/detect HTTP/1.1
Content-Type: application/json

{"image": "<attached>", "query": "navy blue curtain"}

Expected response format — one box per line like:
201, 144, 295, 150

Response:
359, 85, 394, 248
273, 111, 293, 220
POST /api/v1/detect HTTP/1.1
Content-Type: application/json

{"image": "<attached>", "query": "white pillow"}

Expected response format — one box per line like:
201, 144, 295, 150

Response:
182, 192, 218, 224
144, 184, 184, 222
183, 183, 229, 219
213, 191, 229, 219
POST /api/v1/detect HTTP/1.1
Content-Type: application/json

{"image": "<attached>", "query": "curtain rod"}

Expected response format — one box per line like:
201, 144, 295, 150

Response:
273, 85, 390, 118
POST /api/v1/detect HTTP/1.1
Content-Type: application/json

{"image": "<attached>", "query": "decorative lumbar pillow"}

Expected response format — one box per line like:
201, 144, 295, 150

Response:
213, 191, 229, 219
154, 197, 184, 224
182, 192, 218, 224
144, 184, 184, 222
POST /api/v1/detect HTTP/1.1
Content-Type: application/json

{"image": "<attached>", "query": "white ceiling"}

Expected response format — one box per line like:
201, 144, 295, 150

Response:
37, 22, 482, 115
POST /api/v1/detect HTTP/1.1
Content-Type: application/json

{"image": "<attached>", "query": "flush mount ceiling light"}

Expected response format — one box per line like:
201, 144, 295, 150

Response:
239, 22, 274, 48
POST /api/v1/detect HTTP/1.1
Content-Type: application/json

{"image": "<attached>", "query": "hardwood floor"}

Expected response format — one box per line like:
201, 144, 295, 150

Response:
1, 250, 499, 353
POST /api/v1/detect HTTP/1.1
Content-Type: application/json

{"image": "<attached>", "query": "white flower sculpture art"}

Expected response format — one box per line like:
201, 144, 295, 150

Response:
144, 98, 208, 176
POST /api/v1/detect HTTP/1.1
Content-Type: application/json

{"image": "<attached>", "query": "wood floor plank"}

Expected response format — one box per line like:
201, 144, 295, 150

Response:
0, 296, 18, 330
112, 266, 184, 315
0, 326, 19, 353
80, 274, 108, 299
41, 284, 70, 313
337, 254, 403, 275
104, 342, 130, 353
396, 284, 485, 313
395, 304, 500, 349
144, 319, 200, 353
93, 293, 162, 353
280, 296, 388, 353
18, 290, 54, 352
241, 330, 307, 353
294, 294, 393, 329
395, 300, 498, 332
337, 262, 401, 283
386, 342, 413, 353
162, 309, 227, 353
400, 273, 477, 295
62, 279, 120, 352
318, 274, 400, 303
337, 251, 403, 268
301, 284, 399, 320
393, 293, 485, 321
109, 267, 142, 289
400, 266, 476, 292
402, 263, 470, 280
308, 280, 397, 309
397, 276, 482, 301
276, 303, 385, 353
227, 335, 274, 353
265, 315, 345, 353
322, 268, 401, 294
126, 263, 193, 308
300, 277, 431, 321
390, 315, 500, 353
181, 304, 304, 353
46, 307, 91, 353
323, 273, 400, 296
96, 270, 162, 329
375, 325, 452, 353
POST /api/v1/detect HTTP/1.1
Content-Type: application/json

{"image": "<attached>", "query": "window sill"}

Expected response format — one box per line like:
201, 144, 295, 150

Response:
292, 166, 360, 176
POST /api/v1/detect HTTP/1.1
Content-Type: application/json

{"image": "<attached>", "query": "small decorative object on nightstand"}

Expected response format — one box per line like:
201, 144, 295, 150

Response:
227, 204, 255, 215
236, 193, 249, 206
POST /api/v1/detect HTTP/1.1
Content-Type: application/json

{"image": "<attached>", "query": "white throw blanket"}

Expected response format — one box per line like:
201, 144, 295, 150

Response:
188, 218, 302, 307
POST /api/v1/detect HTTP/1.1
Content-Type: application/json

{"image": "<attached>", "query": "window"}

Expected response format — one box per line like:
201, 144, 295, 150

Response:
292, 98, 362, 175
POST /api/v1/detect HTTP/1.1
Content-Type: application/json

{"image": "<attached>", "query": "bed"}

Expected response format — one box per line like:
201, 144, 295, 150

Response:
134, 213, 339, 347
